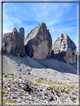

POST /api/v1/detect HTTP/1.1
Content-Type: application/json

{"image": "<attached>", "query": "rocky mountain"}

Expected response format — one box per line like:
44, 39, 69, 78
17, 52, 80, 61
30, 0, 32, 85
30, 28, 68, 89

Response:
25, 22, 52, 60
3, 27, 26, 57
2, 22, 77, 64
51, 33, 77, 63
1, 22, 79, 105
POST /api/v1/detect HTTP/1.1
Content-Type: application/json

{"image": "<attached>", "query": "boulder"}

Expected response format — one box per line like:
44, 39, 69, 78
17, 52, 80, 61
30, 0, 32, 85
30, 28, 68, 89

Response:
25, 22, 52, 60
3, 27, 26, 57
52, 33, 77, 63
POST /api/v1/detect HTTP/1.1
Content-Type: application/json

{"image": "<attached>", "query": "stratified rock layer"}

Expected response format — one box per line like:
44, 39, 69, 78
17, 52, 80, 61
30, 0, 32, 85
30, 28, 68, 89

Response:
52, 33, 77, 63
3, 27, 26, 57
25, 22, 52, 60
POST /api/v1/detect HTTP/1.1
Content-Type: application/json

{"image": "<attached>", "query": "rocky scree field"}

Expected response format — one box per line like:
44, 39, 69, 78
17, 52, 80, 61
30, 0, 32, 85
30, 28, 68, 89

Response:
2, 53, 79, 105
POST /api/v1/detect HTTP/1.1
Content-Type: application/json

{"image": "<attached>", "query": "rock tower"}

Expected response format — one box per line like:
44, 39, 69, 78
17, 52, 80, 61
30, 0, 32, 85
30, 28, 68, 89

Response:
25, 22, 52, 60
52, 33, 77, 63
3, 27, 26, 57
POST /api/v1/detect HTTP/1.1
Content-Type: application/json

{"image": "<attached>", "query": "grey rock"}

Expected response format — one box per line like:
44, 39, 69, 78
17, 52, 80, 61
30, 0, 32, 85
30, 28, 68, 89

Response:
12, 96, 17, 99
52, 33, 77, 63
28, 72, 31, 75
7, 87, 11, 91
25, 22, 52, 60
10, 74, 14, 76
7, 96, 10, 99
49, 96, 54, 102
4, 74, 8, 77
3, 27, 26, 57
18, 79, 23, 83
18, 76, 22, 79
17, 98, 22, 103
18, 82, 33, 92
3, 70, 79, 104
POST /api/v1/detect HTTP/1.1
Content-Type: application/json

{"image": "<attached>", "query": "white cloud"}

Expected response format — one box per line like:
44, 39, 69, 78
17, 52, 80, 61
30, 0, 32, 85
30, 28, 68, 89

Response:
50, 26, 77, 33
11, 18, 22, 24
3, 8, 22, 34
3, 13, 14, 34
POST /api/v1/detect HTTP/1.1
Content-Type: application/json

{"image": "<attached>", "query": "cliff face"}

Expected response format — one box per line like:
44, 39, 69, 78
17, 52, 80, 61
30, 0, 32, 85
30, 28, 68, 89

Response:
52, 33, 77, 63
3, 27, 26, 57
25, 22, 52, 60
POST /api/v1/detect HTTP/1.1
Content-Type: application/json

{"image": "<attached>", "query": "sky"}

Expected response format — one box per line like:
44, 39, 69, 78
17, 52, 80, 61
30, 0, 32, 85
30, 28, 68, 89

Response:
2, 2, 78, 51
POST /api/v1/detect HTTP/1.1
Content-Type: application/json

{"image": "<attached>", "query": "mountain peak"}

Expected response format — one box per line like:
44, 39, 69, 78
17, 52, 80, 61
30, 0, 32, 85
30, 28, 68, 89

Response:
39, 22, 46, 26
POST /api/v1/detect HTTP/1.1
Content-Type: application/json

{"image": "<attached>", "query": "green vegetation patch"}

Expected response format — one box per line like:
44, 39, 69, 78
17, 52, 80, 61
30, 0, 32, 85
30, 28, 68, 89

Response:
11, 88, 17, 92
64, 90, 69, 94
9, 100, 17, 103
18, 83, 21, 89
72, 92, 77, 95
35, 78, 78, 87
61, 89, 64, 93
3, 99, 8, 103
3, 99, 17, 104
35, 78, 59, 87
54, 90, 60, 95
71, 97, 76, 102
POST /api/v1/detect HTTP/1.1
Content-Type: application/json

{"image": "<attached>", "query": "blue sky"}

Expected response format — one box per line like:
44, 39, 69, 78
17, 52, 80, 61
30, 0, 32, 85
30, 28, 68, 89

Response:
3, 2, 78, 51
